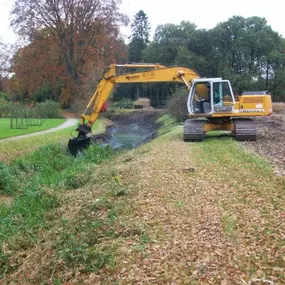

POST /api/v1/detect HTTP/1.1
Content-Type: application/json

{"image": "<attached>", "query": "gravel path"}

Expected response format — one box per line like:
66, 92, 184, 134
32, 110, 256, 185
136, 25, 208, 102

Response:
0, 118, 78, 143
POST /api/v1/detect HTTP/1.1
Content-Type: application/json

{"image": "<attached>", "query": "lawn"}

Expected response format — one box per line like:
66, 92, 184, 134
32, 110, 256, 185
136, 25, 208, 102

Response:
0, 118, 66, 139
0, 118, 108, 162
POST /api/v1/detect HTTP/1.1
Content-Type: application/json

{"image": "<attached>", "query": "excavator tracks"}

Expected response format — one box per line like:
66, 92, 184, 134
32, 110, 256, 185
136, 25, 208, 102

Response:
183, 118, 257, 142
183, 119, 205, 141
233, 118, 257, 141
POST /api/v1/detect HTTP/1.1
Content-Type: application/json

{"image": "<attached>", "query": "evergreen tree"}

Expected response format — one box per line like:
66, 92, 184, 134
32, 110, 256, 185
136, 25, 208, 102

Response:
128, 10, 151, 62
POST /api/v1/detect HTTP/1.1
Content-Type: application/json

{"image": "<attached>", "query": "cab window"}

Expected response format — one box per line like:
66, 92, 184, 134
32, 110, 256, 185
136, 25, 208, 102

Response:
213, 82, 233, 105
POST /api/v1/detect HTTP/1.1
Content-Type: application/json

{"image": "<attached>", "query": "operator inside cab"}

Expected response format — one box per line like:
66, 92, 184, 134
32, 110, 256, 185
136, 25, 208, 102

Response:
213, 84, 221, 105
202, 83, 211, 113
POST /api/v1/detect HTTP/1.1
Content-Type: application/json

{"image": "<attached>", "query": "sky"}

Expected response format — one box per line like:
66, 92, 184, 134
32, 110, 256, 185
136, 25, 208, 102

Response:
0, 0, 284, 44
119, 0, 285, 40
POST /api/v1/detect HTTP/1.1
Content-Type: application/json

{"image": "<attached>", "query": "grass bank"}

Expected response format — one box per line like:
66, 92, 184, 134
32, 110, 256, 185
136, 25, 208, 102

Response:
0, 118, 66, 139
0, 143, 113, 278
0, 118, 111, 279
2, 115, 285, 284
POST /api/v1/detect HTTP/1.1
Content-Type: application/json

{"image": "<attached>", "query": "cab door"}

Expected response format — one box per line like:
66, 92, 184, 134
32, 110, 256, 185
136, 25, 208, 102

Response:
212, 81, 235, 113
188, 81, 212, 115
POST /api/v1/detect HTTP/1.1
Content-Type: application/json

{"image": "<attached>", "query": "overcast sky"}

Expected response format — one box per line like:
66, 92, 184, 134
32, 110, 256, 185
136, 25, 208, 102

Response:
1, 0, 284, 44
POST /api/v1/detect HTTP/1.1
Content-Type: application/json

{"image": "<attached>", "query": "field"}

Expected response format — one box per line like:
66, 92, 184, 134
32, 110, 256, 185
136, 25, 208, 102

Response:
0, 111, 285, 284
0, 118, 66, 139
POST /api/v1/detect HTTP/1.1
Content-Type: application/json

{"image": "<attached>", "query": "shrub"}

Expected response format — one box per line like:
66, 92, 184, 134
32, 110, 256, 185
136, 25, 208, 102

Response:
0, 99, 13, 117
0, 92, 8, 100
36, 100, 63, 118
167, 88, 188, 122
112, 98, 134, 109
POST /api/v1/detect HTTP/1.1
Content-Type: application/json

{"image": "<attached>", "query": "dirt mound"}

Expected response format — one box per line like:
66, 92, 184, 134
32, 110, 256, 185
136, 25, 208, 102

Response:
242, 113, 285, 175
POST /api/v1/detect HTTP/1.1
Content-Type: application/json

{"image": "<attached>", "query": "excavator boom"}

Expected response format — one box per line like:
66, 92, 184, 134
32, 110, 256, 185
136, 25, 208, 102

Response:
68, 63, 200, 155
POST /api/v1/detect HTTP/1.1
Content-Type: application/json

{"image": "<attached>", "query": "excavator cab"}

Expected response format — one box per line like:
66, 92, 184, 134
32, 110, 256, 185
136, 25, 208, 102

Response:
188, 79, 235, 115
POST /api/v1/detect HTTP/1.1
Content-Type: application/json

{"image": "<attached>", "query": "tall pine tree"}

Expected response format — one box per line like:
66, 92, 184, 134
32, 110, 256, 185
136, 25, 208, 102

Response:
128, 10, 151, 62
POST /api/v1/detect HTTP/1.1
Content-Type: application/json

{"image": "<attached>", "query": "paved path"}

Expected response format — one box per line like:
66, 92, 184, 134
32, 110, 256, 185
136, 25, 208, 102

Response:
0, 118, 78, 143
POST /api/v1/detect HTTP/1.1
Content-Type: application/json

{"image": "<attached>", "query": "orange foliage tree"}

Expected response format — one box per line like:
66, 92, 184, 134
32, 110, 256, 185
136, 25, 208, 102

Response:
12, 31, 66, 100
11, 0, 128, 106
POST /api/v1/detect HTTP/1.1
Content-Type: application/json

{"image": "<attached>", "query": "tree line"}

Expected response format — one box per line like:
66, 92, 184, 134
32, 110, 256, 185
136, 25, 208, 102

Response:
0, 2, 284, 109
119, 11, 285, 105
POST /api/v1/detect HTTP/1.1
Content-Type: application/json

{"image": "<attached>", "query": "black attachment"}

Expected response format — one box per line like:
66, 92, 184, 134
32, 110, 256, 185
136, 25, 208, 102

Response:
68, 137, 91, 156
68, 124, 92, 156
77, 124, 92, 136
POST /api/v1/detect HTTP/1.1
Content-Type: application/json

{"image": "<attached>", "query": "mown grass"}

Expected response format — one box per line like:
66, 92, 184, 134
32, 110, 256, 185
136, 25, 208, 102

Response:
0, 118, 112, 278
197, 134, 272, 177
3, 113, 282, 282
0, 118, 66, 139
0, 119, 108, 162
190, 135, 285, 279
155, 114, 178, 136
46, 120, 284, 283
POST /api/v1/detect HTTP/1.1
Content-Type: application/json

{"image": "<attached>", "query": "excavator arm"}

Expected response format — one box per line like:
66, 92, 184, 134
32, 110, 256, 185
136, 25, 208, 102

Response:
68, 63, 200, 155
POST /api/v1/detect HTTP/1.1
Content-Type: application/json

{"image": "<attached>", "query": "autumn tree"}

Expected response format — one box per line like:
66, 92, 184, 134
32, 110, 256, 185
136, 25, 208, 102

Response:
12, 31, 65, 101
11, 0, 128, 97
10, 28, 127, 106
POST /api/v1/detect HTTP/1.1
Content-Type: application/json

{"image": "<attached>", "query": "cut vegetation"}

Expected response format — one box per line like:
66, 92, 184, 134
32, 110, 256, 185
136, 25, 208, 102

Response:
1, 113, 284, 284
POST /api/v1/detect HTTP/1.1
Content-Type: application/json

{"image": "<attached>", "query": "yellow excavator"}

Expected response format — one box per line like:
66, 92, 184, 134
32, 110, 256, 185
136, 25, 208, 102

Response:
68, 63, 272, 156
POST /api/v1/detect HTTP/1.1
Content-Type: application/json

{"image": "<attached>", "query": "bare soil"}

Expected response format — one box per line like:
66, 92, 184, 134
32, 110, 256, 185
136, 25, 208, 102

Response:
243, 113, 285, 176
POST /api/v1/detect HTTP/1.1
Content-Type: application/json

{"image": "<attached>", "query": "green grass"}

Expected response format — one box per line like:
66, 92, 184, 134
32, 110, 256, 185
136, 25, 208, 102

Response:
192, 135, 272, 178
0, 143, 113, 277
0, 118, 66, 139
155, 114, 178, 136
0, 119, 109, 162
0, 118, 112, 278
2, 113, 284, 282
0, 124, 75, 163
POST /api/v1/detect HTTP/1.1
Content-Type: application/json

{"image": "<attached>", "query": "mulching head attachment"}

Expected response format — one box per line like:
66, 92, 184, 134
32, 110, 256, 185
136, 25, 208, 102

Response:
68, 124, 92, 156
68, 137, 91, 156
